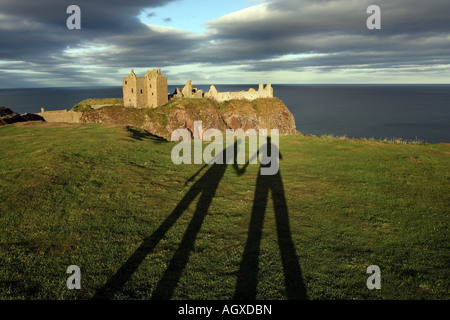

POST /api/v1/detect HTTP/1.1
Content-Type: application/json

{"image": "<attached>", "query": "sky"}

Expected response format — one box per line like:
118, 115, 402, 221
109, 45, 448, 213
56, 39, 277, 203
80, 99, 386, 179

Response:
0, 0, 449, 88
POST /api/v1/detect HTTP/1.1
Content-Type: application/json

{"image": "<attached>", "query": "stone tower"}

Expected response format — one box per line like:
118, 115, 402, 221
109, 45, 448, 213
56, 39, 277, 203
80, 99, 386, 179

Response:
122, 69, 168, 108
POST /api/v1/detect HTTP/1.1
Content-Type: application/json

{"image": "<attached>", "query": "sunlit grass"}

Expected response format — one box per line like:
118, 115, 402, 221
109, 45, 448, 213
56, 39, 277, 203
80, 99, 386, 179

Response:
0, 122, 448, 300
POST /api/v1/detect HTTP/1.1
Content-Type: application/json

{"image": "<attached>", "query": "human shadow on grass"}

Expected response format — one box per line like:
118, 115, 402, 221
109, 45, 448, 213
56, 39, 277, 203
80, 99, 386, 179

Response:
126, 125, 167, 143
93, 140, 242, 300
233, 137, 307, 300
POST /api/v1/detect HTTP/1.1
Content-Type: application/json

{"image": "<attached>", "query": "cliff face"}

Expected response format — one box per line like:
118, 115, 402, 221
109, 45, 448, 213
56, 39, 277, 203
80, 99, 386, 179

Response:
219, 98, 297, 135
80, 97, 297, 141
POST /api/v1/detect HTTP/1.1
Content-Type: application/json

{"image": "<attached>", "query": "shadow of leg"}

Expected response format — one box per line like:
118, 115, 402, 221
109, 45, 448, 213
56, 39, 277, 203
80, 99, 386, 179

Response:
151, 163, 228, 299
234, 169, 307, 300
92, 183, 203, 299
271, 171, 307, 300
151, 185, 216, 299
234, 176, 268, 300
93, 145, 233, 300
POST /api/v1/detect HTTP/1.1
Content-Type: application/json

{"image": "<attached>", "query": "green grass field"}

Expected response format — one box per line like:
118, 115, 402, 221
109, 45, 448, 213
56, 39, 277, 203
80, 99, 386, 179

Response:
0, 121, 448, 300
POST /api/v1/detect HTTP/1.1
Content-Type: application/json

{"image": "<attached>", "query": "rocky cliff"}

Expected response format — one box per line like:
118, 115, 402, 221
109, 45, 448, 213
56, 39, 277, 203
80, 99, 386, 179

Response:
79, 97, 298, 141
0, 106, 43, 126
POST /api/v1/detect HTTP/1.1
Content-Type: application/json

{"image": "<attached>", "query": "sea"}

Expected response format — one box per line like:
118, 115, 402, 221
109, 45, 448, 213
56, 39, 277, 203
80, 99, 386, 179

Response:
0, 84, 449, 144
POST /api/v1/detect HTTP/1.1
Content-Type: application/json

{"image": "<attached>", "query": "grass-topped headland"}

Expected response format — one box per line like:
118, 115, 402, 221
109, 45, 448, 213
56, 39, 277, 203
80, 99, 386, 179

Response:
0, 121, 448, 300
75, 97, 297, 141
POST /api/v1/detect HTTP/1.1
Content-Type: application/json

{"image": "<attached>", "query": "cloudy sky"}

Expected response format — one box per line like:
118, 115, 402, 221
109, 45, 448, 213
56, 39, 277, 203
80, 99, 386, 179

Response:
0, 0, 449, 88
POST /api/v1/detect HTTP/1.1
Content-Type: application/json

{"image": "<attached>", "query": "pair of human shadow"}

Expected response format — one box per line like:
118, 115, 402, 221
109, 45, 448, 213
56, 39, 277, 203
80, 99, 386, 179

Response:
93, 138, 307, 300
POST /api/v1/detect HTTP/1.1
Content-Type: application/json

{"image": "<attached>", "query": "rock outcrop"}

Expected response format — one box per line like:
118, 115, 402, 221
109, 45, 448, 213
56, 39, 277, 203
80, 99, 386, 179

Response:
0, 106, 44, 126
220, 98, 296, 135
79, 97, 298, 141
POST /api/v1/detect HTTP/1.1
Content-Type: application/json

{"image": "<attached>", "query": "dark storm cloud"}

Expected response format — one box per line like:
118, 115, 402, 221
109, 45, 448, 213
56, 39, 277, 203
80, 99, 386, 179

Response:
0, 0, 171, 31
264, 0, 450, 35
0, 0, 449, 86
200, 0, 450, 65
0, 0, 177, 66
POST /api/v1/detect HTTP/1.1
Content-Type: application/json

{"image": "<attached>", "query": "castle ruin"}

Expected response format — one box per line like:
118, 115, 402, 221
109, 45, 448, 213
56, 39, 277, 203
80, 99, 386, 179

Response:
171, 80, 204, 99
122, 69, 168, 108
204, 83, 273, 102
122, 69, 274, 108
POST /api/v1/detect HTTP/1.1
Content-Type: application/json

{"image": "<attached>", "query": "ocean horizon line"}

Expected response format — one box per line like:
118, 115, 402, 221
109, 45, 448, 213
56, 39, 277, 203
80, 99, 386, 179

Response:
1, 83, 450, 91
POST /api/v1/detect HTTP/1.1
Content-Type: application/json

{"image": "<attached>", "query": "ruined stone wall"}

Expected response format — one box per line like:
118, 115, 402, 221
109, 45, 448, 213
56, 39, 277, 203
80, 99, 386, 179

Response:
147, 73, 168, 108
171, 81, 273, 101
38, 109, 83, 123
182, 80, 204, 98
136, 77, 147, 108
123, 72, 137, 107
156, 75, 169, 106
204, 83, 273, 102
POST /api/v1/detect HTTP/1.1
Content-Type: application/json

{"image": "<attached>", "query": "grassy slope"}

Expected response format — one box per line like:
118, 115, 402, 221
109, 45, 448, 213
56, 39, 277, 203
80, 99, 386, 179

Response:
71, 98, 124, 112
0, 122, 448, 300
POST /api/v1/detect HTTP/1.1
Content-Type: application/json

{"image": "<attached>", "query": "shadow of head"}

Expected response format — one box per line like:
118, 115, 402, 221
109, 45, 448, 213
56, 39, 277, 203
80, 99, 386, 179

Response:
265, 136, 282, 160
